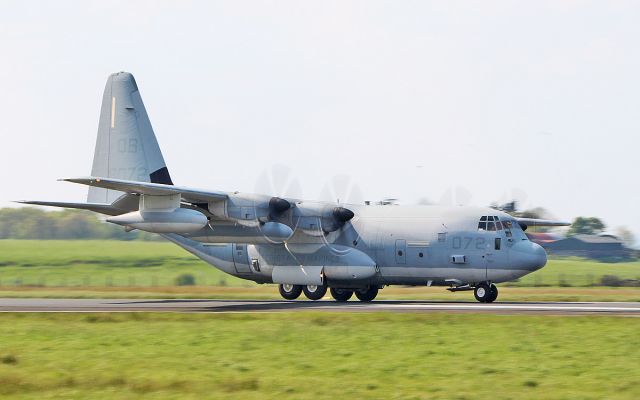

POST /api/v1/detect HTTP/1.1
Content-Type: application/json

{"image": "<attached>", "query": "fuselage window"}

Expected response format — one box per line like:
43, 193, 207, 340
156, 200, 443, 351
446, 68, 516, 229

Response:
495, 238, 501, 250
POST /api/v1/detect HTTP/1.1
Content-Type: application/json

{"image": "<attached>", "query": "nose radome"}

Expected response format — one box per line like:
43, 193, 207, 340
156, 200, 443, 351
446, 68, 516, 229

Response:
531, 243, 547, 271
512, 241, 547, 271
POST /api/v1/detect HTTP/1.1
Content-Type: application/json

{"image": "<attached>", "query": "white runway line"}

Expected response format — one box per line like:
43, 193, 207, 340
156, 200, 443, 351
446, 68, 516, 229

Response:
367, 304, 640, 312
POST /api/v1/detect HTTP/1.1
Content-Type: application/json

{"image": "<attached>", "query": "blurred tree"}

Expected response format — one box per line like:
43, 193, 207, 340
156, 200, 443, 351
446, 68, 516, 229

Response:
0, 207, 161, 240
615, 226, 636, 249
567, 217, 606, 236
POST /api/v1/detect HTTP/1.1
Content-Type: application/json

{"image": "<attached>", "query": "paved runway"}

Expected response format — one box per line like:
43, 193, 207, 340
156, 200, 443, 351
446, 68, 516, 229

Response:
0, 298, 639, 315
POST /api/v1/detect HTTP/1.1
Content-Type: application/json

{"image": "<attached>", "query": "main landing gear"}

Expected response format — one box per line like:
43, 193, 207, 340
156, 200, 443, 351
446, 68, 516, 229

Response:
474, 282, 498, 303
330, 288, 353, 302
278, 284, 379, 302
302, 284, 327, 301
279, 283, 303, 300
278, 284, 327, 301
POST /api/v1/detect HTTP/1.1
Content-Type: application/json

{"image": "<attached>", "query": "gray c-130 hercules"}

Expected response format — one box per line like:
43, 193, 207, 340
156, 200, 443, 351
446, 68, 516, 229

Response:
22, 72, 570, 303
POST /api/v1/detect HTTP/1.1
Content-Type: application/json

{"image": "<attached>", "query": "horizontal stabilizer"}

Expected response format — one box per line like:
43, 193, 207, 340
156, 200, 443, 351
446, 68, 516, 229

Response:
63, 177, 228, 203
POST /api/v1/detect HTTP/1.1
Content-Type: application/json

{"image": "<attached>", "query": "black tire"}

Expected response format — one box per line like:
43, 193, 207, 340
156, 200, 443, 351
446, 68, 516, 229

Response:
474, 282, 491, 303
355, 286, 378, 302
330, 288, 353, 302
303, 284, 327, 301
279, 284, 302, 300
487, 284, 498, 303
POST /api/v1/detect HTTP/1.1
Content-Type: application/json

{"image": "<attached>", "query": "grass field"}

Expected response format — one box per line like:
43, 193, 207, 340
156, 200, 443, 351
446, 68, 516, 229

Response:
1, 240, 639, 302
0, 312, 638, 400
0, 240, 250, 287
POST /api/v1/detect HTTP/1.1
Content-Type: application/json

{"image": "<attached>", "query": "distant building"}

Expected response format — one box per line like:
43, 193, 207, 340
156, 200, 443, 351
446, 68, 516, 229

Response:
537, 234, 632, 261
525, 232, 562, 245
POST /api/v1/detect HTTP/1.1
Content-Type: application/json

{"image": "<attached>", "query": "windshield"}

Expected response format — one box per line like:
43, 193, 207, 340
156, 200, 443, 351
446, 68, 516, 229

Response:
478, 216, 526, 239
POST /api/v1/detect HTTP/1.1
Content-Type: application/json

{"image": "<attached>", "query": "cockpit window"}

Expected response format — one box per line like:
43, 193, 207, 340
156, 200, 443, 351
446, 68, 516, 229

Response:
478, 215, 508, 231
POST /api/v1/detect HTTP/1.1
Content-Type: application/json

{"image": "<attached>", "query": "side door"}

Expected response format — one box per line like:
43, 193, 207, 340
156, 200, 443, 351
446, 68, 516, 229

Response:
232, 243, 251, 274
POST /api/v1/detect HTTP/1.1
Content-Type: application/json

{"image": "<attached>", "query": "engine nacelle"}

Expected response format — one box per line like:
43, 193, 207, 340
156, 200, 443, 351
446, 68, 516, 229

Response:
208, 194, 286, 227
107, 208, 208, 233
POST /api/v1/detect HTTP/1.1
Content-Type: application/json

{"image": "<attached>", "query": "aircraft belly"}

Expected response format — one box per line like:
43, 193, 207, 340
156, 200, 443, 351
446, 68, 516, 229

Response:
379, 266, 486, 283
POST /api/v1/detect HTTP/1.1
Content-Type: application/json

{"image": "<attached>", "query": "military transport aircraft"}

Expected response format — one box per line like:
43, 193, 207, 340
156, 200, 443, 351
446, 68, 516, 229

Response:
22, 72, 570, 303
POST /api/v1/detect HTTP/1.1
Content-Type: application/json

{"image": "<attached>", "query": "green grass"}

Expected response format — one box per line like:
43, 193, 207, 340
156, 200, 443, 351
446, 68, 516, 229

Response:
513, 256, 640, 287
0, 240, 251, 287
0, 312, 638, 399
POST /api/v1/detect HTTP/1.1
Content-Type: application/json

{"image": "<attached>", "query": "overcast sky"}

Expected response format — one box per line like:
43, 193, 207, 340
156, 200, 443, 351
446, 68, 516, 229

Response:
1, 1, 638, 242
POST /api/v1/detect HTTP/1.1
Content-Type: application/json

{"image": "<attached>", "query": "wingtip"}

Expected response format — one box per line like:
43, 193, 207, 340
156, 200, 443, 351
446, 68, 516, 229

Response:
60, 177, 95, 183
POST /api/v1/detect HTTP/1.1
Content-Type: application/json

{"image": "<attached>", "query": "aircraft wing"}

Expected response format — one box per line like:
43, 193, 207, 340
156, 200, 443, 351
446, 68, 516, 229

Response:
16, 200, 127, 216
516, 218, 571, 229
63, 177, 228, 203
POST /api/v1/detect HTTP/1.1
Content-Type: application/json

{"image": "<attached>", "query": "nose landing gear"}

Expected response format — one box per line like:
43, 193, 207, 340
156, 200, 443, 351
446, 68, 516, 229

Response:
474, 282, 498, 303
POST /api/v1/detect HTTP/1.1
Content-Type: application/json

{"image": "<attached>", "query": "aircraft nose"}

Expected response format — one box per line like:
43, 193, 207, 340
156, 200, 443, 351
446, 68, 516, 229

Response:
512, 241, 547, 271
530, 243, 547, 271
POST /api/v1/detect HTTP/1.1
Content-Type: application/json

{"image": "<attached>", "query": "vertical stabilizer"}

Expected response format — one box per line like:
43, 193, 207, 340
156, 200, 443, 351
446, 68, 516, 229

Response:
88, 72, 172, 204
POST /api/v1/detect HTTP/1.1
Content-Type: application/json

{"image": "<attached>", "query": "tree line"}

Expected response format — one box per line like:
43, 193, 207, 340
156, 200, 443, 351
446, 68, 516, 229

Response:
0, 208, 158, 240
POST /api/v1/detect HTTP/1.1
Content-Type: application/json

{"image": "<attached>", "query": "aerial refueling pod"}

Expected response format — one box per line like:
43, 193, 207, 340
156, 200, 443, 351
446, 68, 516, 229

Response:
106, 193, 208, 234
107, 208, 208, 233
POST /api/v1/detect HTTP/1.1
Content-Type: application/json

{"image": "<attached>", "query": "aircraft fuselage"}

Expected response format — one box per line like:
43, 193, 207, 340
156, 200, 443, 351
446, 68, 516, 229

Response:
167, 204, 547, 290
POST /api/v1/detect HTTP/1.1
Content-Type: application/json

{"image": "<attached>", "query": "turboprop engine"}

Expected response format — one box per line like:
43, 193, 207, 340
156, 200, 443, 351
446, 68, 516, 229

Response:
208, 194, 291, 226
207, 194, 294, 241
294, 203, 355, 236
